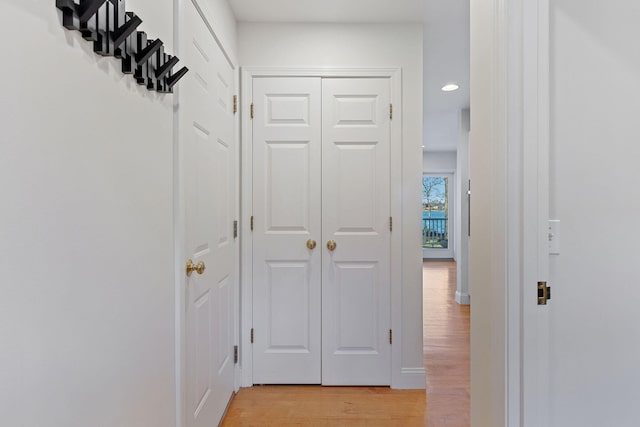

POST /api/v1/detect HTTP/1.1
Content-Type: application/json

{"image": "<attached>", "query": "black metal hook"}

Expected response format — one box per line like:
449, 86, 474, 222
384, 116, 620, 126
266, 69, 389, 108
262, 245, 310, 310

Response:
112, 14, 142, 47
78, 0, 107, 23
155, 56, 180, 80
135, 38, 163, 65
167, 67, 189, 89
56, 0, 189, 93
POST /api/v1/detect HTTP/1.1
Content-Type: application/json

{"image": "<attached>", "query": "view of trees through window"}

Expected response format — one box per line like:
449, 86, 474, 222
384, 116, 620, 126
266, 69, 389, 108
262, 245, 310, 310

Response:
422, 176, 449, 249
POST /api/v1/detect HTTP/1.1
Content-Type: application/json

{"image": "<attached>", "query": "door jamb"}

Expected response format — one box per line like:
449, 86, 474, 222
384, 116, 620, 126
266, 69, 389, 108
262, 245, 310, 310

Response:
240, 67, 403, 388
470, 0, 550, 422
517, 0, 551, 424
500, 0, 551, 424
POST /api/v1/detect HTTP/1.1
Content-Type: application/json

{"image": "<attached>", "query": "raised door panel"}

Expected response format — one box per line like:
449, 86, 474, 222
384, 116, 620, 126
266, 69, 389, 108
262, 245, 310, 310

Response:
333, 262, 380, 353
265, 142, 311, 233
252, 77, 322, 384
321, 78, 392, 386
334, 142, 379, 234
265, 262, 312, 352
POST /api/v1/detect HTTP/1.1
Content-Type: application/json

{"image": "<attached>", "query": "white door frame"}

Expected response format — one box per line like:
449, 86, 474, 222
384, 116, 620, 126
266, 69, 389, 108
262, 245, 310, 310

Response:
240, 67, 403, 388
518, 0, 551, 424
173, 1, 240, 426
479, 0, 550, 424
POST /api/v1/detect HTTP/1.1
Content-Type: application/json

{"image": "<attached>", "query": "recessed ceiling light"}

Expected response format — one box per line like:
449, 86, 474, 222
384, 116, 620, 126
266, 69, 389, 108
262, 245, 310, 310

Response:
442, 83, 460, 92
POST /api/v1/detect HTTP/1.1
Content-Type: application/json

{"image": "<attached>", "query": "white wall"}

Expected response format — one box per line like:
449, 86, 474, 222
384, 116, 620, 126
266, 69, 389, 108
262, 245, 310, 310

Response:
424, 111, 463, 152
199, 0, 238, 62
548, 1, 640, 425
470, 0, 506, 423
0, 1, 176, 426
423, 150, 457, 172
238, 22, 425, 382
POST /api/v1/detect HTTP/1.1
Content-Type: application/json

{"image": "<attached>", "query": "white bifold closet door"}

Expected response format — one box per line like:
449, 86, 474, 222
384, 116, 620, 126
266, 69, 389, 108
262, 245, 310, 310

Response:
252, 76, 391, 386
321, 78, 391, 386
252, 77, 323, 384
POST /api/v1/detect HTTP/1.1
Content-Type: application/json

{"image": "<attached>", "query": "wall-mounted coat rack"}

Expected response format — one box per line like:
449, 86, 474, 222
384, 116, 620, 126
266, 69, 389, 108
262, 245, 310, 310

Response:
56, 0, 188, 93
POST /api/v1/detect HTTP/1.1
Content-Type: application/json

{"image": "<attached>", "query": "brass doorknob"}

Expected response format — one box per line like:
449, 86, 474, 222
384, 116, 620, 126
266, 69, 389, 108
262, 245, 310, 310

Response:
327, 240, 337, 252
306, 239, 317, 250
186, 259, 206, 276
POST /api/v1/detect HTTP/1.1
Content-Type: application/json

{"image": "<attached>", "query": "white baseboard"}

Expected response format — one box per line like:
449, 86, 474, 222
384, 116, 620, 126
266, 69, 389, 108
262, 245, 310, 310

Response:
393, 368, 427, 389
455, 291, 471, 305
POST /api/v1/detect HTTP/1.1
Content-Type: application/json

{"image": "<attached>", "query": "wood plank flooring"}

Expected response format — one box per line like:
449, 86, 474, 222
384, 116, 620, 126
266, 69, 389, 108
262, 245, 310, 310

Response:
422, 261, 470, 426
221, 261, 469, 426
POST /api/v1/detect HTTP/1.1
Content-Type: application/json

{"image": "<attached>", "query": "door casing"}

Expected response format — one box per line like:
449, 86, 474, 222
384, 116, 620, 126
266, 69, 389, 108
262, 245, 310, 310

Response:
240, 67, 403, 388
468, 0, 551, 424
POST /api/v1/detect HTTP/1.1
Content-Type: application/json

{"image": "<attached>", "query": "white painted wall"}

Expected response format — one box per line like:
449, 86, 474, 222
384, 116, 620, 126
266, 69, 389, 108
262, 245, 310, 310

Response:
238, 23, 425, 382
200, 0, 238, 62
424, 111, 462, 151
423, 150, 457, 172
548, 2, 640, 425
0, 1, 176, 426
470, 0, 507, 424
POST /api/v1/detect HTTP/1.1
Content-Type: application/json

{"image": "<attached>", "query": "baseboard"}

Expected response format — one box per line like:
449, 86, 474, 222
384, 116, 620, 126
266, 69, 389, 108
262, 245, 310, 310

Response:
393, 368, 427, 389
455, 291, 471, 305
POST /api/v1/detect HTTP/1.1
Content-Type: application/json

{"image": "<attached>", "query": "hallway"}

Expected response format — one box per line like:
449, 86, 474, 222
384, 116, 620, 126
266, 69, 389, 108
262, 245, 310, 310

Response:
221, 261, 469, 426
423, 261, 470, 426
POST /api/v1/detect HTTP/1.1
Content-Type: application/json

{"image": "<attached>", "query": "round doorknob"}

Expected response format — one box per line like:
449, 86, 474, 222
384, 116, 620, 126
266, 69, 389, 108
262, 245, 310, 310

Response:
186, 259, 206, 276
306, 239, 317, 250
327, 240, 337, 252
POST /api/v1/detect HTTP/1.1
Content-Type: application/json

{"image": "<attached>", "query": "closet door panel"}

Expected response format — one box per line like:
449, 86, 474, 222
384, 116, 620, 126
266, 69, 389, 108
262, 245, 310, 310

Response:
252, 77, 322, 384
321, 78, 392, 385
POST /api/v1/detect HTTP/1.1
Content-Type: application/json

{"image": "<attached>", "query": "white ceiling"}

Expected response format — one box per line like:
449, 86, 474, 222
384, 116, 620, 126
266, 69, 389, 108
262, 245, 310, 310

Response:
229, 0, 470, 152
229, 0, 425, 23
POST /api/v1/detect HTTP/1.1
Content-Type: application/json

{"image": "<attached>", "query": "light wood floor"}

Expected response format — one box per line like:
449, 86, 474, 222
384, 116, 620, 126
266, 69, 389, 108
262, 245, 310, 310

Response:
221, 261, 469, 426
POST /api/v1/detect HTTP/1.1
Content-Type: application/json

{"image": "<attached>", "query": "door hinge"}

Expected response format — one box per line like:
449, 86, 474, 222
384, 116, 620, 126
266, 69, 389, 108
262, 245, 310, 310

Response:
233, 345, 238, 364
233, 220, 238, 238
389, 329, 393, 345
250, 328, 254, 344
390, 104, 393, 120
250, 102, 254, 119
233, 95, 238, 114
538, 281, 551, 305
250, 215, 254, 231
389, 216, 393, 232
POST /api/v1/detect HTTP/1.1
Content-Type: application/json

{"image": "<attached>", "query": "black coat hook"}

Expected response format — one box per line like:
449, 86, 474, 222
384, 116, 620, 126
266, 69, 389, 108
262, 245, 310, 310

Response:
57, 0, 188, 93
78, 0, 107, 23
155, 56, 179, 80
135, 38, 163, 65
56, 0, 80, 30
167, 67, 189, 89
112, 14, 142, 47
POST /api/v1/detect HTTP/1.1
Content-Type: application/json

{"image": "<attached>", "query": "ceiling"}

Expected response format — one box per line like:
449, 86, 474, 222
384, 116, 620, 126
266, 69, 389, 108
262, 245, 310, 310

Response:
229, 0, 470, 151
229, 0, 426, 23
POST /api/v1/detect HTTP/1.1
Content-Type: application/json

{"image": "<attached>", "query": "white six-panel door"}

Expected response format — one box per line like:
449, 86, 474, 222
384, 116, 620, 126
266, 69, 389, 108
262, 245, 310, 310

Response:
251, 76, 391, 385
321, 78, 391, 385
181, 2, 236, 425
252, 77, 323, 384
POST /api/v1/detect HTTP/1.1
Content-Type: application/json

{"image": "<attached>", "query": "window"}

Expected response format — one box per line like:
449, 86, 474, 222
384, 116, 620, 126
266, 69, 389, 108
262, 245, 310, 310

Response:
422, 176, 449, 249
